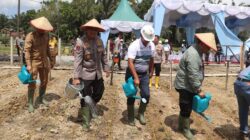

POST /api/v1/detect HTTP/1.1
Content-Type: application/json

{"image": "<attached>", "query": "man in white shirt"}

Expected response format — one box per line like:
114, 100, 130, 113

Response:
163, 39, 171, 62
125, 25, 155, 126
181, 39, 187, 54
114, 33, 123, 70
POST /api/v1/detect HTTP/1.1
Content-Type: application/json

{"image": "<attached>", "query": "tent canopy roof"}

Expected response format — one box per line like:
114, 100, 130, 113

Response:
144, 0, 250, 30
109, 0, 144, 22
101, 0, 151, 33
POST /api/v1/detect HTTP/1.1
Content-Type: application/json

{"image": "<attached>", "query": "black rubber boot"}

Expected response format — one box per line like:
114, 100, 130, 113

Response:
179, 115, 195, 140
36, 88, 49, 106
28, 88, 35, 113
81, 106, 90, 131
138, 102, 147, 125
127, 105, 135, 126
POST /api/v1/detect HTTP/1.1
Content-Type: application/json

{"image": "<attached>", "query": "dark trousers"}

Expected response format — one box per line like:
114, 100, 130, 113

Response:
118, 53, 121, 69
176, 89, 196, 118
234, 80, 250, 133
22, 53, 26, 65
215, 53, 221, 63
80, 77, 104, 107
246, 60, 250, 67
16, 46, 20, 56
154, 63, 161, 76
125, 68, 150, 105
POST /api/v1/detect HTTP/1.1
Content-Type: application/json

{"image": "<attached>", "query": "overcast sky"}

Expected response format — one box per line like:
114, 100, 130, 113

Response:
0, 0, 72, 17
0, 0, 250, 17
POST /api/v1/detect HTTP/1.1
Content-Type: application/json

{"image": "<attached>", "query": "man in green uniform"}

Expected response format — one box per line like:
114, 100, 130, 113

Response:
174, 33, 217, 140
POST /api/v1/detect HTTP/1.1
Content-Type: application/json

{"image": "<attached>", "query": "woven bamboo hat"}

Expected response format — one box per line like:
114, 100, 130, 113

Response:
195, 33, 217, 51
30, 17, 53, 31
80, 19, 105, 32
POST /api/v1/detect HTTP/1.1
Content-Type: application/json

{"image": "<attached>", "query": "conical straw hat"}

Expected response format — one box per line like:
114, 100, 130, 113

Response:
195, 33, 217, 51
30, 17, 53, 31
80, 19, 105, 32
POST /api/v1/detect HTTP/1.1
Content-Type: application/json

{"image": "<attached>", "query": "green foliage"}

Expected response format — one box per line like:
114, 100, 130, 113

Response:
0, 0, 155, 42
0, 34, 9, 46
0, 14, 9, 29
20, 10, 37, 33
133, 0, 153, 19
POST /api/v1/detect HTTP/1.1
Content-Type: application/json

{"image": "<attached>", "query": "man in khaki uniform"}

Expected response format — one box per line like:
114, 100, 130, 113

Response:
73, 19, 110, 130
24, 17, 54, 113
150, 36, 165, 89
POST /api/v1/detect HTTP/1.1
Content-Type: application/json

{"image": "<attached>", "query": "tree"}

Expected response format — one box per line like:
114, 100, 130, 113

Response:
0, 14, 9, 30
20, 10, 37, 33
0, 0, 155, 42
133, 0, 153, 19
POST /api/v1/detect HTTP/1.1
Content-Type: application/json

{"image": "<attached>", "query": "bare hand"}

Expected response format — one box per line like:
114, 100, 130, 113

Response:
198, 92, 206, 98
105, 71, 110, 78
26, 65, 31, 73
134, 77, 140, 86
50, 64, 54, 69
73, 79, 80, 85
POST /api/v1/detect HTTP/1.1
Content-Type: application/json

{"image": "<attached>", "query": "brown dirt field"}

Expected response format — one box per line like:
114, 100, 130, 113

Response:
0, 63, 243, 140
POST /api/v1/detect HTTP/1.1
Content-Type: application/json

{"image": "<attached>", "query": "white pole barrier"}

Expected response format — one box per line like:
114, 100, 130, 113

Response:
10, 37, 13, 65
170, 60, 172, 90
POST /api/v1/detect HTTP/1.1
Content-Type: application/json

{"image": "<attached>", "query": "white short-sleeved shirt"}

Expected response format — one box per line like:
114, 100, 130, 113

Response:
114, 37, 122, 52
163, 44, 170, 52
128, 39, 155, 73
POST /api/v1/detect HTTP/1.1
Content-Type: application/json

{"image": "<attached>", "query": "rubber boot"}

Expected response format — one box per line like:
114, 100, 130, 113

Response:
81, 106, 90, 131
36, 88, 49, 106
149, 78, 152, 88
239, 132, 249, 140
27, 88, 35, 113
179, 116, 194, 140
127, 105, 135, 126
155, 76, 159, 89
178, 115, 183, 131
138, 102, 147, 125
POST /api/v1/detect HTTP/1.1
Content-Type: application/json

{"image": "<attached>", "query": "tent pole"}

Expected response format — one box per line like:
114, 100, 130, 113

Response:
107, 40, 110, 62
240, 43, 245, 70
228, 47, 239, 62
225, 46, 229, 91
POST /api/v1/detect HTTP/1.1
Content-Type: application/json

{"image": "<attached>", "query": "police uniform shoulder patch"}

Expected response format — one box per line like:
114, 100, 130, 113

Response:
75, 45, 81, 52
96, 38, 103, 48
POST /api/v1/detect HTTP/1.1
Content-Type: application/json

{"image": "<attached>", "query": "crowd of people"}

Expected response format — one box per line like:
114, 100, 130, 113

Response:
20, 16, 250, 140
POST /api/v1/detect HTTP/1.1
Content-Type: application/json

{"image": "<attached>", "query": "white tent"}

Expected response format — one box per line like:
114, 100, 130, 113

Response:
100, 0, 151, 47
144, 0, 250, 55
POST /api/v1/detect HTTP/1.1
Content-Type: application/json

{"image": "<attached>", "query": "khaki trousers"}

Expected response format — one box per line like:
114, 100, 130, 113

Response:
28, 67, 49, 89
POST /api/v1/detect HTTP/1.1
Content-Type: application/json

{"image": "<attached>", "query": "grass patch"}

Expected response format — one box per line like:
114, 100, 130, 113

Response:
0, 45, 16, 55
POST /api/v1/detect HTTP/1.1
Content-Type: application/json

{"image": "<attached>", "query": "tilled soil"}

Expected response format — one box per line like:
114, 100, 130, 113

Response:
0, 64, 242, 140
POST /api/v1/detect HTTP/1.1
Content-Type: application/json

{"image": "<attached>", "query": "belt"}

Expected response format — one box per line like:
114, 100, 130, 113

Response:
237, 77, 250, 82
137, 72, 148, 75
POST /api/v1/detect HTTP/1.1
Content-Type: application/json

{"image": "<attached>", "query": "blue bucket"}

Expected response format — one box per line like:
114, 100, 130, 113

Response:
18, 66, 37, 84
192, 93, 212, 113
122, 77, 140, 99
